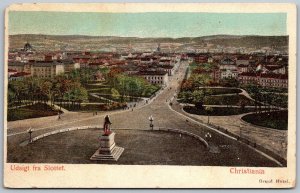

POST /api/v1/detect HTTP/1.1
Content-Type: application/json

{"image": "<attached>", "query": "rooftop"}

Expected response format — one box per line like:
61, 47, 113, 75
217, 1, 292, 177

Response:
135, 70, 168, 76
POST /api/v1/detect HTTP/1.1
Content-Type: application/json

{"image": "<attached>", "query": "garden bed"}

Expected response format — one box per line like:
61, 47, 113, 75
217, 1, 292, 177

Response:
60, 103, 127, 112
205, 95, 255, 106
183, 106, 255, 116
199, 88, 242, 95
8, 103, 61, 121
241, 111, 288, 130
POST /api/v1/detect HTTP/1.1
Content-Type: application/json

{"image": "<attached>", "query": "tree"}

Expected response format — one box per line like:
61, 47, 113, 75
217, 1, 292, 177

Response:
111, 88, 120, 100
219, 77, 240, 87
192, 90, 205, 110
53, 75, 72, 109
205, 106, 213, 124
8, 88, 16, 105
181, 79, 193, 91
179, 91, 192, 103
142, 84, 158, 97
245, 84, 260, 113
239, 99, 246, 112
40, 80, 53, 106
10, 80, 27, 104
190, 74, 212, 88
99, 67, 110, 80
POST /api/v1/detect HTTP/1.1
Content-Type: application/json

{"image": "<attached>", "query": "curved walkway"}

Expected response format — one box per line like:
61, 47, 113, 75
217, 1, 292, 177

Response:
172, 101, 287, 159
20, 125, 209, 150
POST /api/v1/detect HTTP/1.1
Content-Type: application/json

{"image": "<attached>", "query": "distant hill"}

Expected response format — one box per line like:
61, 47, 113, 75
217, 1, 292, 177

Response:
9, 34, 288, 51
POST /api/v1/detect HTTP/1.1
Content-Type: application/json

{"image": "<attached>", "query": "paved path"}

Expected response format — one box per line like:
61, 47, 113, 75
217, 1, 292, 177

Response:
8, 102, 38, 110
7, 61, 283, 166
173, 101, 287, 159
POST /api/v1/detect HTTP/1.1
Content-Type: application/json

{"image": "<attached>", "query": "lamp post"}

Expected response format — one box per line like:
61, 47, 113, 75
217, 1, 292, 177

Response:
149, 115, 154, 130
239, 124, 243, 141
205, 132, 212, 142
28, 128, 33, 143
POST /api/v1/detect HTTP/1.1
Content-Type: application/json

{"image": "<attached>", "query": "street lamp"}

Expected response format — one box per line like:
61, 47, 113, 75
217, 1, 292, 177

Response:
149, 115, 154, 130
239, 124, 242, 140
205, 132, 212, 142
28, 128, 33, 143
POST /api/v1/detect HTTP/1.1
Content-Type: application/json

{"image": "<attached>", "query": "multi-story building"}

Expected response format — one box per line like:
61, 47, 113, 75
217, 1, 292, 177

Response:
220, 69, 239, 79
258, 74, 288, 88
238, 72, 288, 88
31, 62, 65, 78
156, 65, 175, 76
63, 61, 80, 72
238, 72, 258, 84
8, 61, 65, 78
135, 71, 168, 86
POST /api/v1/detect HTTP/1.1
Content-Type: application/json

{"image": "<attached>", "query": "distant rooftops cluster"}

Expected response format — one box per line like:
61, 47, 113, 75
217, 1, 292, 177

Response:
7, 42, 288, 88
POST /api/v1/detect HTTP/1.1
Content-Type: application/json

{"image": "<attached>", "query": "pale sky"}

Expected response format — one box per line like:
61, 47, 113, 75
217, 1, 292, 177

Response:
9, 11, 287, 38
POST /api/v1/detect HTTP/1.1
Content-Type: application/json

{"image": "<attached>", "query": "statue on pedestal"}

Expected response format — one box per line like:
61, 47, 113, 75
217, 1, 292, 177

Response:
90, 115, 124, 161
103, 115, 112, 135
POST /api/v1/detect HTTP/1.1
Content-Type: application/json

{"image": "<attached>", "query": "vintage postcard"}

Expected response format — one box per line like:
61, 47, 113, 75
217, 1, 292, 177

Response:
3, 3, 296, 188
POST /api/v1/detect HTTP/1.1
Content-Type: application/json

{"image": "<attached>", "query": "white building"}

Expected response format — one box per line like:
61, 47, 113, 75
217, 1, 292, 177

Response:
135, 71, 168, 86
220, 69, 239, 79
8, 61, 65, 78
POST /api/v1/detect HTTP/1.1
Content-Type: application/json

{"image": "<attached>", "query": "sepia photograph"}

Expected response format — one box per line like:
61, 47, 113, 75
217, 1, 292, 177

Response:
3, 3, 296, 188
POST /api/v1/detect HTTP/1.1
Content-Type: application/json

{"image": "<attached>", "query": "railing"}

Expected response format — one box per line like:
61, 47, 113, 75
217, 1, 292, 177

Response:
23, 125, 209, 150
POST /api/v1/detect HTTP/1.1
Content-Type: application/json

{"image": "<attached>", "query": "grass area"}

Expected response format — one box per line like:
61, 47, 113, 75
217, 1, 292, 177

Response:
242, 111, 288, 130
97, 94, 142, 102
7, 129, 278, 166
205, 95, 255, 106
183, 106, 255, 116
60, 103, 127, 112
8, 103, 60, 121
189, 62, 199, 72
200, 88, 242, 95
88, 94, 110, 103
87, 88, 111, 94
8, 101, 32, 108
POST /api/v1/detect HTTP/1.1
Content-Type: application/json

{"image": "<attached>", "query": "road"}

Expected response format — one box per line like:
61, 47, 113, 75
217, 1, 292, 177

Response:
7, 61, 282, 166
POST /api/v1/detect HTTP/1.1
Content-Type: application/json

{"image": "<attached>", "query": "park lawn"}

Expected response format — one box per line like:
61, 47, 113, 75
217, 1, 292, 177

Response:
8, 103, 60, 121
60, 103, 127, 112
86, 84, 110, 89
88, 94, 110, 103
8, 101, 32, 108
199, 88, 242, 95
241, 111, 288, 130
60, 104, 106, 111
87, 88, 111, 94
183, 106, 255, 116
97, 94, 142, 102
189, 62, 199, 71
205, 95, 255, 106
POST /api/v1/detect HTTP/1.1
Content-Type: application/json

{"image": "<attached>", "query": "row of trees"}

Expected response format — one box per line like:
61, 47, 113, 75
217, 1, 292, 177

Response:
178, 89, 213, 110
105, 67, 160, 101
8, 74, 88, 109
244, 84, 288, 113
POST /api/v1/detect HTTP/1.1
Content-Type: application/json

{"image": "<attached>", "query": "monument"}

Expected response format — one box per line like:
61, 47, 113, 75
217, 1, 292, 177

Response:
90, 115, 124, 161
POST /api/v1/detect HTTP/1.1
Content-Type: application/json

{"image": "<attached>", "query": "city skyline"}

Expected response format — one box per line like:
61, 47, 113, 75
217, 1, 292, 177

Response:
9, 12, 287, 38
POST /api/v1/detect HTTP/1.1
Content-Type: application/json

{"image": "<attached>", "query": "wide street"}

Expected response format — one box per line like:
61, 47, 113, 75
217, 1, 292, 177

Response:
7, 61, 282, 166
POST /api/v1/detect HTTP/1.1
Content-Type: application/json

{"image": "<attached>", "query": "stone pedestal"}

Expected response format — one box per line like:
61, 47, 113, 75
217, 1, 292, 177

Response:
90, 132, 124, 161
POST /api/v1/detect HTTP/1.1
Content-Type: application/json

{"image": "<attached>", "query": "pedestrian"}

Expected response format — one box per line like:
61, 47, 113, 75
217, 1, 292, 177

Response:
58, 112, 61, 120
